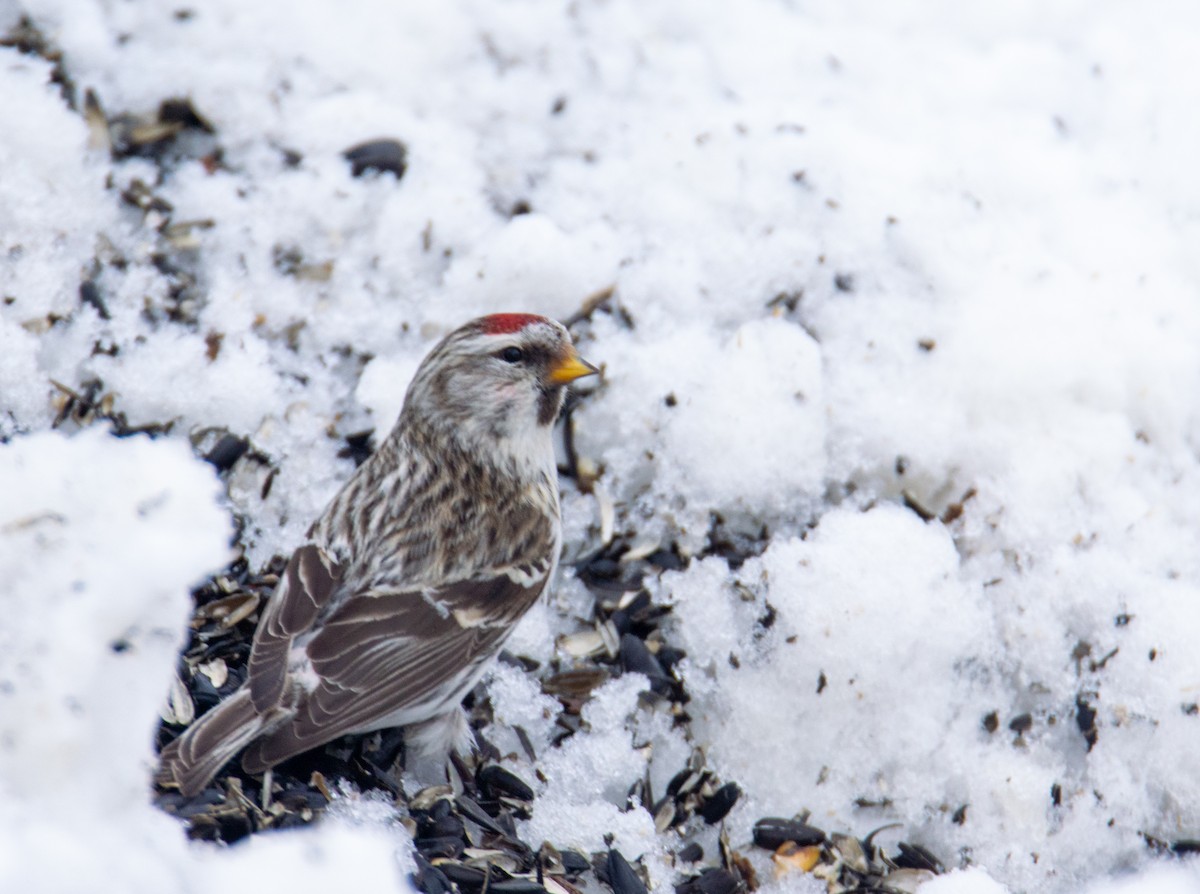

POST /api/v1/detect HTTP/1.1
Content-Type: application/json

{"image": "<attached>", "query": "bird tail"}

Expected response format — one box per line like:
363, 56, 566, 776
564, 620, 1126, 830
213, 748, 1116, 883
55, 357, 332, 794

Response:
156, 689, 265, 797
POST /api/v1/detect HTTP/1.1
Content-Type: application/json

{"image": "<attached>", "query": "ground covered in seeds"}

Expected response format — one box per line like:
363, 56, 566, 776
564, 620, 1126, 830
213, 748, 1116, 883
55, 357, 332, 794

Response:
4, 3, 1200, 894
155, 526, 951, 894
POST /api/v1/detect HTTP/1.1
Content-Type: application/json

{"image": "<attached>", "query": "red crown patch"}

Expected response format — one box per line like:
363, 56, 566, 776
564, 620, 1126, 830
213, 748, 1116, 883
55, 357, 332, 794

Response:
479, 313, 547, 335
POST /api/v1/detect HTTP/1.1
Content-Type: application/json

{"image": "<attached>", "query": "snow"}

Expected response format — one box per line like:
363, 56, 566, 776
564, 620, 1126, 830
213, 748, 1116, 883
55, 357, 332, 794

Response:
0, 429, 407, 892
921, 869, 1011, 894
2, 0, 1200, 892
667, 505, 997, 822
587, 316, 826, 546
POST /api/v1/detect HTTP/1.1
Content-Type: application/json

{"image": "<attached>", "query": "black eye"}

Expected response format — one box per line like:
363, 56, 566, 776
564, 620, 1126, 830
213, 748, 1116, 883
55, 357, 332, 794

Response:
500, 346, 524, 363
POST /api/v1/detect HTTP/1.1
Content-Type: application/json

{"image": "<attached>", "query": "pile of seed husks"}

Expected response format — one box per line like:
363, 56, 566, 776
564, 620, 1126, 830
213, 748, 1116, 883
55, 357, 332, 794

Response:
154, 518, 949, 894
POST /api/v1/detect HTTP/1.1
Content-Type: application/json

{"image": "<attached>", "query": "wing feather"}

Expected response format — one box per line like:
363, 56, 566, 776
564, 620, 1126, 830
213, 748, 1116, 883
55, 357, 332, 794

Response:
248, 544, 343, 713
244, 570, 547, 769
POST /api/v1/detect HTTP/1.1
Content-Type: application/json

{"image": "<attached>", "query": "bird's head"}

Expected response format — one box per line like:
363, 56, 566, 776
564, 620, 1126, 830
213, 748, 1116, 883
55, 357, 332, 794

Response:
402, 313, 598, 462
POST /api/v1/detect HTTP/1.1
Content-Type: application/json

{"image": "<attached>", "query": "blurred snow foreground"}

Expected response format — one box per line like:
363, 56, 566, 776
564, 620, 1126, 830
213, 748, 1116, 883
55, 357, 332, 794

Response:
2, 1, 1200, 892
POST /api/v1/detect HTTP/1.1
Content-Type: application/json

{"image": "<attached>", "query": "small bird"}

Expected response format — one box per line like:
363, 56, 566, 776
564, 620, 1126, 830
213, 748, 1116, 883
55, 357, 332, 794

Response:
158, 313, 597, 796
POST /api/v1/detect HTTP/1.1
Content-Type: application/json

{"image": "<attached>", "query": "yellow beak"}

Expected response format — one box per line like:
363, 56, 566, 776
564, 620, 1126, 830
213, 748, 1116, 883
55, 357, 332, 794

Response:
546, 347, 599, 385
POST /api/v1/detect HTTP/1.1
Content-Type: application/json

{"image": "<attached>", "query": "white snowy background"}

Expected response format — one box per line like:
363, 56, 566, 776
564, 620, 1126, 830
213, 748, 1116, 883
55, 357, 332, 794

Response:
1, 1, 1199, 892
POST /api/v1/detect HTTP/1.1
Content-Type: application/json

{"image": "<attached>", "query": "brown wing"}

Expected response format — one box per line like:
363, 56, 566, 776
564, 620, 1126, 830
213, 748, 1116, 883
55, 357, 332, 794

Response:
242, 568, 548, 770
247, 543, 343, 713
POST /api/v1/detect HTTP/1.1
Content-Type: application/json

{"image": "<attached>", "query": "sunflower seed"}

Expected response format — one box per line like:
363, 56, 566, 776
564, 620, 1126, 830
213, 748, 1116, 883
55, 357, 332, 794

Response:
604, 850, 647, 894
128, 119, 183, 146
699, 782, 740, 824
771, 842, 820, 876
343, 138, 408, 178
436, 862, 487, 887
478, 765, 534, 802
753, 817, 826, 849
83, 89, 110, 153
197, 658, 228, 689
596, 486, 615, 546
163, 672, 194, 725
192, 591, 260, 629
678, 868, 743, 894
456, 796, 508, 837
619, 634, 672, 693
877, 868, 937, 893
488, 881, 546, 894
597, 621, 620, 660
559, 850, 590, 876
542, 877, 577, 894
653, 798, 676, 833
893, 842, 944, 874
462, 849, 523, 873
620, 538, 660, 564
831, 832, 868, 873
410, 785, 455, 811
416, 836, 465, 859
557, 629, 607, 659
542, 667, 610, 702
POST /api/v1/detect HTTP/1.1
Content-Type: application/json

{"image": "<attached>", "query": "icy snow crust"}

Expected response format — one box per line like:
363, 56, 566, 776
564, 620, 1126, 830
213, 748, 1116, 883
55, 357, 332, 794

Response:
1, 1, 1199, 892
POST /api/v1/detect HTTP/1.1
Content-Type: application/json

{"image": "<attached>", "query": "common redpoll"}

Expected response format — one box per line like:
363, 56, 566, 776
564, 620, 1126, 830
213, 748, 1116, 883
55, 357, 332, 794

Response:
158, 313, 597, 796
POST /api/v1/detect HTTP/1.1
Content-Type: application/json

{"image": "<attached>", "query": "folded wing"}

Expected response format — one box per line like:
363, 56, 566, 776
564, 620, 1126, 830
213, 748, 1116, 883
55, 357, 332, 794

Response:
240, 566, 548, 772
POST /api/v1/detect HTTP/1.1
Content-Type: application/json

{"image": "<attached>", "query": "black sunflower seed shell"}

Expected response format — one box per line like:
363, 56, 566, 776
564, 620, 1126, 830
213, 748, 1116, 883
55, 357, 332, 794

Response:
619, 634, 672, 693
605, 850, 648, 894
752, 817, 826, 849
676, 868, 742, 894
479, 765, 535, 802
699, 782, 741, 824
487, 880, 546, 894
343, 138, 408, 178
438, 863, 489, 887
559, 850, 590, 876
415, 835, 465, 859
895, 842, 944, 874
